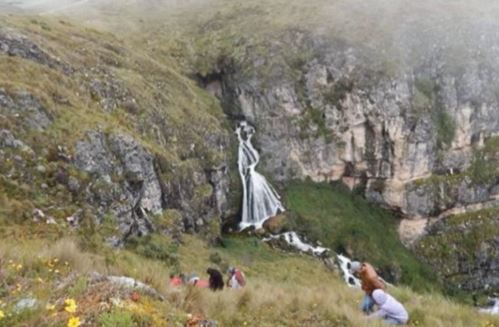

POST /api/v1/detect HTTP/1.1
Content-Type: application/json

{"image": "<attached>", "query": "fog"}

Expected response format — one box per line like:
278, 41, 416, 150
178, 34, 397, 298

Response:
3, 0, 499, 68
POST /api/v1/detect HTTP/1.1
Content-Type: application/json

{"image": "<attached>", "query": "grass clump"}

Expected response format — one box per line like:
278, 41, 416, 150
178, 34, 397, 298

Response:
99, 309, 134, 327
126, 233, 179, 267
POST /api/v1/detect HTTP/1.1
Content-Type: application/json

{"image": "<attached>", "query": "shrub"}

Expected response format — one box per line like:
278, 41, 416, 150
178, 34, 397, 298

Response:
127, 234, 179, 266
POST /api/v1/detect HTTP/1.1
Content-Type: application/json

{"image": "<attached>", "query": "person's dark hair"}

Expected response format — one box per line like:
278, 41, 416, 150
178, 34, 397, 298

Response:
207, 268, 224, 291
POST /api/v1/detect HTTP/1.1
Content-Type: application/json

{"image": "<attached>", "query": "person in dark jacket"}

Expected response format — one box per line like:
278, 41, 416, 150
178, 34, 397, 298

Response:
207, 268, 224, 291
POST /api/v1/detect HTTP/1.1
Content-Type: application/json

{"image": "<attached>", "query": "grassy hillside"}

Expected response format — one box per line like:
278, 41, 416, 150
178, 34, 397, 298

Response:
0, 15, 231, 227
1, 4, 498, 327
0, 228, 497, 326
284, 181, 438, 292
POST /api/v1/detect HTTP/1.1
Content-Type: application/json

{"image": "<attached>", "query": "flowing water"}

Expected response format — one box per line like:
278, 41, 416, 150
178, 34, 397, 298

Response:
480, 298, 499, 315
236, 121, 284, 230
264, 232, 361, 287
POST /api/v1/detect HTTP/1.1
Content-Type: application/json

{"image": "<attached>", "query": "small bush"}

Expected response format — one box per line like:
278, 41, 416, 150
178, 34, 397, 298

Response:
434, 110, 456, 149
127, 234, 179, 266
209, 252, 222, 265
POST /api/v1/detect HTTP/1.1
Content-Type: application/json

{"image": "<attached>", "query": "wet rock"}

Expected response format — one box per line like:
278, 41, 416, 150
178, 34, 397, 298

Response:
262, 214, 287, 234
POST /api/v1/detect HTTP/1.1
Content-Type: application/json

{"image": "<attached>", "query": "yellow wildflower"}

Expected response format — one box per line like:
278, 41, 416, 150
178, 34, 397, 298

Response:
0, 310, 4, 320
16, 264, 23, 271
46, 303, 56, 311
67, 316, 81, 327
37, 277, 44, 283
54, 258, 59, 263
64, 299, 77, 313
55, 269, 60, 274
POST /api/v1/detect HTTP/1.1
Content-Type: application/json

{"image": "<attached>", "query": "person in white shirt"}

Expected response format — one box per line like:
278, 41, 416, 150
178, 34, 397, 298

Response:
368, 289, 409, 325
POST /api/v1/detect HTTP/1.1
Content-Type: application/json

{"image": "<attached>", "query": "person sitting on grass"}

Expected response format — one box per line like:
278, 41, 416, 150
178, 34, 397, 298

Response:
227, 267, 246, 289
169, 273, 183, 287
349, 261, 385, 314
207, 268, 224, 291
367, 289, 409, 325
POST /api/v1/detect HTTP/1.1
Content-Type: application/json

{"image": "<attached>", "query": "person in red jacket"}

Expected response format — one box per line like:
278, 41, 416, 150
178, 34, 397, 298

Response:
350, 261, 386, 314
227, 267, 246, 289
169, 274, 183, 287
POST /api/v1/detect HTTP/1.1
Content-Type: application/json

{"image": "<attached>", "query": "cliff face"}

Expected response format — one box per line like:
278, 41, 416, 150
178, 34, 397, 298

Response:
204, 29, 499, 221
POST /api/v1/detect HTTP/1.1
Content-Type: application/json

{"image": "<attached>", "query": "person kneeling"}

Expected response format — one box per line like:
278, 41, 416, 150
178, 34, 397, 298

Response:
367, 289, 409, 325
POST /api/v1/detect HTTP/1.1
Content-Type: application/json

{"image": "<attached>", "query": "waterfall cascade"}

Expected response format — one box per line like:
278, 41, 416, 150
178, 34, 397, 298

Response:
236, 121, 285, 230
264, 232, 361, 287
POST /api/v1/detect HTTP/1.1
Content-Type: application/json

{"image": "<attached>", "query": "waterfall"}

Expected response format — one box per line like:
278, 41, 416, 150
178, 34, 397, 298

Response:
236, 121, 285, 230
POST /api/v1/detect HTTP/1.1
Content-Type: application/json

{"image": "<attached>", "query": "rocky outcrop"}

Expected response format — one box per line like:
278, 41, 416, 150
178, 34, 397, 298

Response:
414, 208, 499, 295
201, 28, 499, 223
0, 27, 72, 73
0, 21, 233, 243
0, 89, 52, 131
74, 131, 162, 238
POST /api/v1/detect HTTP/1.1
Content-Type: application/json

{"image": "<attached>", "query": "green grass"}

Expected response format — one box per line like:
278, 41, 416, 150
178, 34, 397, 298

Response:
0, 227, 498, 327
284, 181, 438, 291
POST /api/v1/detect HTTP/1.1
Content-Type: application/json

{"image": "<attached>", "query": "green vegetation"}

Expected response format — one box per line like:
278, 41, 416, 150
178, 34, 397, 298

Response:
322, 80, 354, 108
297, 107, 332, 142
0, 230, 497, 326
434, 110, 456, 150
415, 208, 499, 303
284, 181, 438, 291
413, 78, 456, 150
126, 234, 179, 267
99, 309, 134, 327
469, 136, 499, 184
412, 135, 499, 192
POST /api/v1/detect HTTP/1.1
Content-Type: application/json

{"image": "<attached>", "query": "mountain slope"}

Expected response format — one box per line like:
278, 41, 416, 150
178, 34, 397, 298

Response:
0, 16, 233, 245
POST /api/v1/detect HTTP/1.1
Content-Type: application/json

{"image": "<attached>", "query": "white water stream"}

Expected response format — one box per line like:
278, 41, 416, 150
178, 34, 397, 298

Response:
264, 232, 361, 287
480, 298, 499, 315
236, 121, 284, 230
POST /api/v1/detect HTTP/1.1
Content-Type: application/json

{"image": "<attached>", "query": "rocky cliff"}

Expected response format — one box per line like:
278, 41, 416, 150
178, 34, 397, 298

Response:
0, 17, 233, 246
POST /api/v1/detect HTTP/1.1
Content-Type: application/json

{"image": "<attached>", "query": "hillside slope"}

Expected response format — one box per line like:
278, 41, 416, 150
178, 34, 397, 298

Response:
0, 230, 498, 326
0, 16, 234, 246
1, 2, 499, 325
